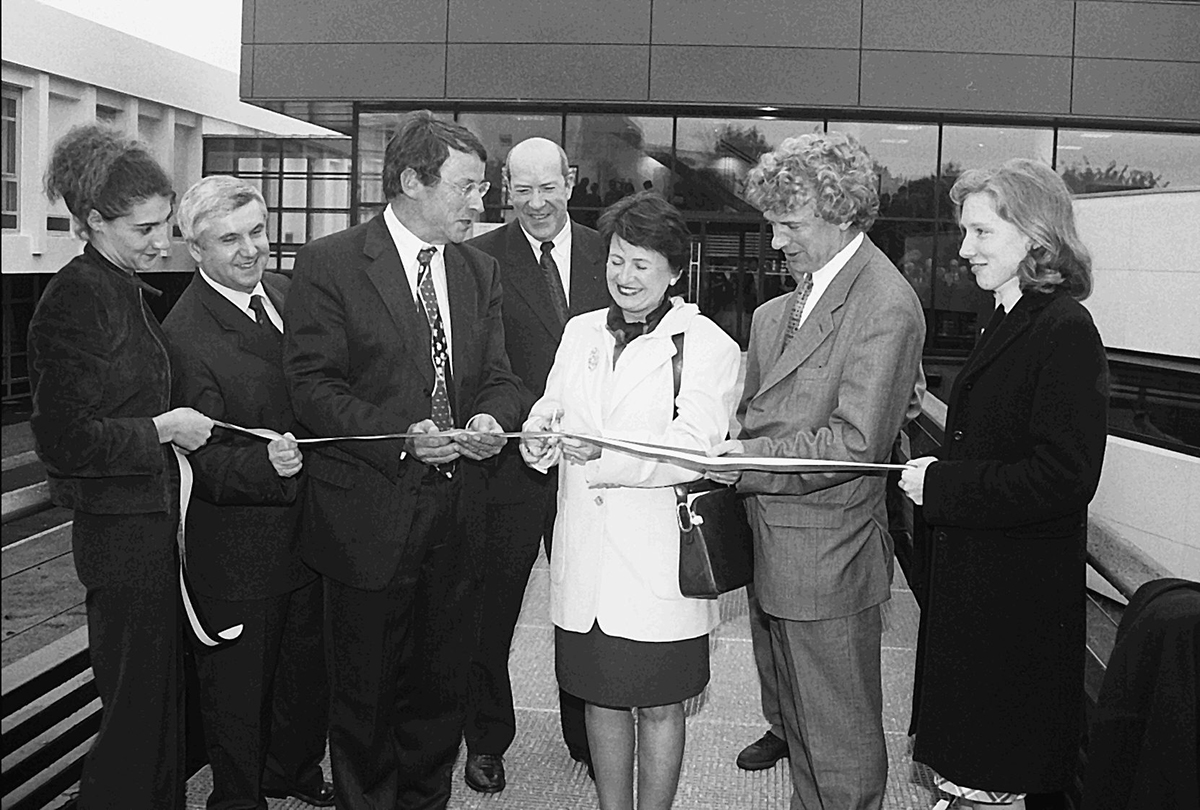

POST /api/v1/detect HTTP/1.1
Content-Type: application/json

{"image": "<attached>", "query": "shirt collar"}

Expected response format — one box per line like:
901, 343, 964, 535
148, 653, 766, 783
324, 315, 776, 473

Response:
198, 265, 268, 317
384, 204, 438, 265
520, 218, 572, 258
812, 231, 863, 283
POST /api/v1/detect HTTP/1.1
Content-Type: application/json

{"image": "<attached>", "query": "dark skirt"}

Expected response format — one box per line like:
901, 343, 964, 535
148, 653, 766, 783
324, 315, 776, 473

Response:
556, 621, 709, 709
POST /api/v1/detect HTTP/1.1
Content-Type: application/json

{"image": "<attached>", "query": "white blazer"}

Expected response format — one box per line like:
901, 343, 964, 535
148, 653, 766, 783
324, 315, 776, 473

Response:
529, 299, 741, 642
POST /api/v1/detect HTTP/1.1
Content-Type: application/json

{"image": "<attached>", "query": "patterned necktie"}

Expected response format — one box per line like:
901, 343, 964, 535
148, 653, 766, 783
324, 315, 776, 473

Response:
415, 247, 454, 430
540, 241, 569, 327
249, 294, 281, 335
781, 273, 814, 351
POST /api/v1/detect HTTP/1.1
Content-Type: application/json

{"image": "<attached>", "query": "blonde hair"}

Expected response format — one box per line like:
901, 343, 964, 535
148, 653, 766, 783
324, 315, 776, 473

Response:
950, 159, 1093, 300
744, 131, 879, 231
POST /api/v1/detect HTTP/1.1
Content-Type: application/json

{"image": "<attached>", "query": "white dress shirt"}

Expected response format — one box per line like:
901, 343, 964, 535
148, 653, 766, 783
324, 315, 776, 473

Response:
384, 204, 454, 372
796, 231, 864, 329
520, 219, 573, 301
198, 267, 284, 332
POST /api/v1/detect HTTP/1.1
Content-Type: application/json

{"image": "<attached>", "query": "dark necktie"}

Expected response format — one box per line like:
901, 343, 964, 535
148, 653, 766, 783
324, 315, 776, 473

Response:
415, 247, 454, 430
249, 294, 281, 335
540, 241, 569, 327
781, 273, 814, 351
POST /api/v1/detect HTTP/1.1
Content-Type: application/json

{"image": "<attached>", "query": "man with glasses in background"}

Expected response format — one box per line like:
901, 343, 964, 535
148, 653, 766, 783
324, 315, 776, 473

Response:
284, 110, 521, 810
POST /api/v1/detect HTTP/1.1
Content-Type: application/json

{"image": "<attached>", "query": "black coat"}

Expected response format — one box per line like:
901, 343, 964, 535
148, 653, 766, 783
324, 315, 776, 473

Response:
162, 271, 315, 600
466, 220, 609, 504
284, 214, 522, 590
28, 244, 174, 516
911, 289, 1109, 792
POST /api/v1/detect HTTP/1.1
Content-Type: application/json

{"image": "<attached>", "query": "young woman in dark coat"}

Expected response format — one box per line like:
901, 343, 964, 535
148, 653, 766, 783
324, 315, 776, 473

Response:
27, 125, 213, 809
899, 159, 1108, 810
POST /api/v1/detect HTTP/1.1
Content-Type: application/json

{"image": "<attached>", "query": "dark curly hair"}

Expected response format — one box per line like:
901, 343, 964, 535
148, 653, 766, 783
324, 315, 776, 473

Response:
43, 125, 173, 239
950, 159, 1093, 300
744, 131, 879, 231
597, 191, 692, 272
381, 110, 487, 199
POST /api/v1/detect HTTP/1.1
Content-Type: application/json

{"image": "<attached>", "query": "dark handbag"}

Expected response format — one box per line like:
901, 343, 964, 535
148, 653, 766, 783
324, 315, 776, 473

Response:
670, 333, 754, 599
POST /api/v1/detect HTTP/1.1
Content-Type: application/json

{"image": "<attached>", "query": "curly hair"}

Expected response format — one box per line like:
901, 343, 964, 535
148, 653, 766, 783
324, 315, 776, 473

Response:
597, 190, 692, 272
950, 159, 1093, 300
176, 175, 267, 243
744, 132, 879, 231
382, 110, 487, 199
43, 125, 173, 239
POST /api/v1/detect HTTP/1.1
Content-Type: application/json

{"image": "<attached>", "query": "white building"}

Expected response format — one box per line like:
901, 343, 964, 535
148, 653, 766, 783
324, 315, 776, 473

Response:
1, 0, 345, 401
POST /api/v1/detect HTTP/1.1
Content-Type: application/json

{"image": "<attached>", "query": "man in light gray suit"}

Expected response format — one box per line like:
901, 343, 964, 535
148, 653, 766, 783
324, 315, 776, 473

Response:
711, 132, 925, 810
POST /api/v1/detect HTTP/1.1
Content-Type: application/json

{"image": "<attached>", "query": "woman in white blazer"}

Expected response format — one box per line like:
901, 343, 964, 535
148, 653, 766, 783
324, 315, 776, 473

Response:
521, 192, 740, 810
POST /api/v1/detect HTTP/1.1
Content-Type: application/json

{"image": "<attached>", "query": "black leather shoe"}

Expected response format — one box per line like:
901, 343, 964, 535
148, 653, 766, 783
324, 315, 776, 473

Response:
736, 730, 789, 771
464, 752, 506, 794
263, 780, 335, 807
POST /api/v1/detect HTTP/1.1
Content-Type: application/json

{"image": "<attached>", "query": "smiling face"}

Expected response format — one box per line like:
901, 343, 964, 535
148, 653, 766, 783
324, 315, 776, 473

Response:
507, 139, 573, 242
958, 192, 1032, 299
87, 195, 174, 274
606, 234, 680, 322
764, 201, 853, 281
189, 201, 270, 293
400, 148, 487, 245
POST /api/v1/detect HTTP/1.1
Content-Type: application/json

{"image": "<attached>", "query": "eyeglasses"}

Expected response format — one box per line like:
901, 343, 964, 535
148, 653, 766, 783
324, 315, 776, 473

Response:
443, 179, 491, 199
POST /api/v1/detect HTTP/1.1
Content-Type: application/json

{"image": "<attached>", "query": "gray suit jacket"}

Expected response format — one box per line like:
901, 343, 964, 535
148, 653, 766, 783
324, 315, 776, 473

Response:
737, 236, 925, 621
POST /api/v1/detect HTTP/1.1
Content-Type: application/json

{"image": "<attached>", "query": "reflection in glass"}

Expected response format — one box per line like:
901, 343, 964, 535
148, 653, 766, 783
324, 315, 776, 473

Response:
310, 213, 350, 241
358, 111, 455, 206
941, 125, 1054, 217
563, 115, 672, 228
457, 113, 560, 222
674, 119, 822, 212
830, 121, 939, 219
1057, 129, 1200, 193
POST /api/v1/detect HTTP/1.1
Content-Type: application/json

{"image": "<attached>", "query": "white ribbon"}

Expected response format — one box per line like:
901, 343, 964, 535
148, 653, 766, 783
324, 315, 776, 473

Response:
174, 447, 242, 648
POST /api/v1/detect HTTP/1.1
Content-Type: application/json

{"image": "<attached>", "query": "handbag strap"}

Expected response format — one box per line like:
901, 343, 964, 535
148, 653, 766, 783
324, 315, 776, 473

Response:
671, 331, 684, 419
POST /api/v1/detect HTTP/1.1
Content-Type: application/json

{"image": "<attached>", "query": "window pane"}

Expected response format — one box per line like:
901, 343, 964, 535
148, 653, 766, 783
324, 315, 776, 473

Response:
674, 118, 822, 212
563, 115, 673, 228
829, 121, 939, 219
309, 176, 350, 209
1057, 129, 1200, 193
282, 177, 307, 207
280, 212, 306, 244
310, 212, 350, 241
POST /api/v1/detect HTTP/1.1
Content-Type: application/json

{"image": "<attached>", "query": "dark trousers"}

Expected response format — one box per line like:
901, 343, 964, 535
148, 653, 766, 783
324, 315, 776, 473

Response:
325, 472, 473, 810
193, 577, 328, 810
464, 480, 589, 761
73, 510, 185, 810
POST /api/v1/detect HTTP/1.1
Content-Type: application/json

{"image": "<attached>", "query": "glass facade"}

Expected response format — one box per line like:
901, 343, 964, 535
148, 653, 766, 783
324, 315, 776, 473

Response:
202, 111, 1200, 369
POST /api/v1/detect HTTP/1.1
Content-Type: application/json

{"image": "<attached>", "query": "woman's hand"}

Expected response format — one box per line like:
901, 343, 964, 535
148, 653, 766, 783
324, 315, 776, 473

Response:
154, 407, 213, 452
705, 438, 744, 486
899, 456, 936, 505
560, 437, 600, 465
267, 432, 303, 478
519, 410, 562, 467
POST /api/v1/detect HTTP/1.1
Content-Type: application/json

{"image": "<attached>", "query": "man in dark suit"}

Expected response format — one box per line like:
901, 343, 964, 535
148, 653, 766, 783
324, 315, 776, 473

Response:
461, 137, 609, 792
163, 176, 333, 809
711, 133, 925, 810
284, 111, 521, 810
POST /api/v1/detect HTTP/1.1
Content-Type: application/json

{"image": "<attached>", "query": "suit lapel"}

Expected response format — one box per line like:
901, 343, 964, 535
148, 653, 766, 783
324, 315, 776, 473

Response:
361, 215, 432, 387
445, 243, 475, 413
757, 241, 870, 396
958, 291, 1054, 383
501, 222, 563, 338
192, 271, 281, 366
569, 221, 608, 315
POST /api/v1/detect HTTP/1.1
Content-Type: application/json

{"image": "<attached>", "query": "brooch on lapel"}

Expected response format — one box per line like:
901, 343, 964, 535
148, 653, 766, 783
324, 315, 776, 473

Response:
587, 347, 599, 371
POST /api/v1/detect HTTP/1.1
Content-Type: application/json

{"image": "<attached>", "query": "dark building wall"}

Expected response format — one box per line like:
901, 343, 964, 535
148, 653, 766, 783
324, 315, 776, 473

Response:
241, 0, 1200, 125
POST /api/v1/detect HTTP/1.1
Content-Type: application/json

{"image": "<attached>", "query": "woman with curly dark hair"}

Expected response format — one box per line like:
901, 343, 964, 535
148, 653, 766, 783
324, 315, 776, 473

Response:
900, 159, 1109, 809
29, 124, 212, 809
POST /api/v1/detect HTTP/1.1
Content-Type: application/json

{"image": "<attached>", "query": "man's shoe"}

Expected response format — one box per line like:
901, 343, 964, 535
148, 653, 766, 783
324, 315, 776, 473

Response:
464, 752, 506, 794
736, 730, 789, 771
263, 780, 335, 807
